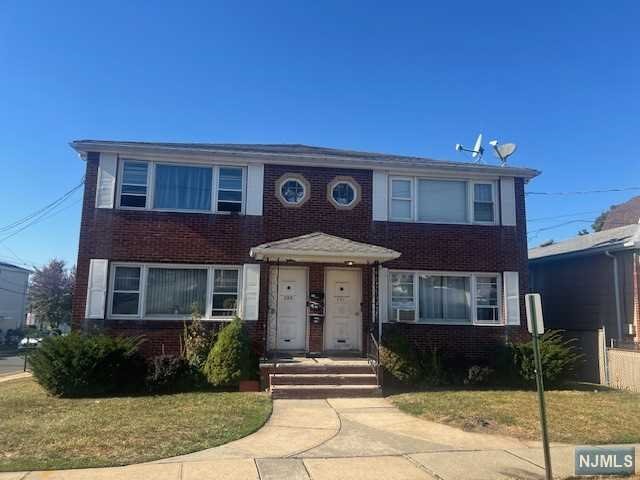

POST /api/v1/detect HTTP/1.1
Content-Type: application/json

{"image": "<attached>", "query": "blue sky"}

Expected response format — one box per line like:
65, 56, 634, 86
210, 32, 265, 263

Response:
1, 1, 638, 269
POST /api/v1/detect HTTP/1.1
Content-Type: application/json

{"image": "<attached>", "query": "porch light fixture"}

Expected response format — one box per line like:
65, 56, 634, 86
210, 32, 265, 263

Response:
344, 260, 355, 266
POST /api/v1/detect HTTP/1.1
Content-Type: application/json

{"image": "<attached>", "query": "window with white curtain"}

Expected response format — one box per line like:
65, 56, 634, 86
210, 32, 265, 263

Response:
418, 275, 470, 323
388, 176, 497, 224
473, 183, 495, 222
154, 164, 213, 211
117, 160, 245, 214
146, 268, 208, 315
417, 180, 467, 223
389, 271, 502, 325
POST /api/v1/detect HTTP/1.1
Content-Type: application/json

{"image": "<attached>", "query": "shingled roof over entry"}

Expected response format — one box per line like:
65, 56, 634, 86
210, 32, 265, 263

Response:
250, 232, 401, 264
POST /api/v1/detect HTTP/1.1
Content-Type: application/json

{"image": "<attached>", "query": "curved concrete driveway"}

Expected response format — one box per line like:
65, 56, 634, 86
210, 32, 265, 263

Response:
8, 397, 621, 479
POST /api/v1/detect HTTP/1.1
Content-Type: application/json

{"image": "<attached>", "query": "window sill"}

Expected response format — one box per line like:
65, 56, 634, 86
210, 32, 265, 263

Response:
387, 218, 499, 226
106, 316, 238, 322
115, 207, 244, 216
386, 320, 505, 327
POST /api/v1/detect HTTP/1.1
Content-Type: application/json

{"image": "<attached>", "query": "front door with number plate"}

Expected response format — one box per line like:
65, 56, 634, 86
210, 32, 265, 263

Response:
325, 269, 362, 351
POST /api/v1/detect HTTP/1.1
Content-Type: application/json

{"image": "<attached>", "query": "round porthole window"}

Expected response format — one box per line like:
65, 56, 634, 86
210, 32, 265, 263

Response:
327, 177, 361, 209
276, 174, 310, 207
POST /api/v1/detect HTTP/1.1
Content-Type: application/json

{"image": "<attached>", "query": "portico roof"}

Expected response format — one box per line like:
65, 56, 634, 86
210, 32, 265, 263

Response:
249, 232, 401, 264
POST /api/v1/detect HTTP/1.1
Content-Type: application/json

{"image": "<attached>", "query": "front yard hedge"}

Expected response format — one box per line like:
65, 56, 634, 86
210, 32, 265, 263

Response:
30, 333, 147, 397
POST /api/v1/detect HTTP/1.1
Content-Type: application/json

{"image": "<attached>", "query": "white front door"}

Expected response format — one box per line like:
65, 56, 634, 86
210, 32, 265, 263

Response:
274, 267, 307, 350
325, 269, 362, 351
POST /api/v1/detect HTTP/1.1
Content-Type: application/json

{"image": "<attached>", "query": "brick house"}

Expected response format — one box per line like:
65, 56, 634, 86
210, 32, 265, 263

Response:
71, 140, 539, 390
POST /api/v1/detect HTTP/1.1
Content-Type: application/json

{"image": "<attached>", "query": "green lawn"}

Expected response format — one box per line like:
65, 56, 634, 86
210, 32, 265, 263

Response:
0, 378, 272, 472
390, 387, 640, 445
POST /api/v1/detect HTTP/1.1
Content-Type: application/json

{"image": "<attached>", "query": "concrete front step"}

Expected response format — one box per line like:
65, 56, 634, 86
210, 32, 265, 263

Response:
270, 384, 382, 399
262, 364, 373, 375
270, 373, 377, 386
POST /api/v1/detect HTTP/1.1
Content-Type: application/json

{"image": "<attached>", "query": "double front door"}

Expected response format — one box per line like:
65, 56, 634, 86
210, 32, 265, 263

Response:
270, 267, 362, 352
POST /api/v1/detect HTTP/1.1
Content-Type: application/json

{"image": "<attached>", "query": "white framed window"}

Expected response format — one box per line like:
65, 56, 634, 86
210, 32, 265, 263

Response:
390, 178, 413, 220
119, 161, 149, 208
116, 159, 246, 214
212, 268, 240, 316
475, 275, 500, 324
390, 272, 416, 321
217, 167, 244, 212
108, 263, 242, 320
111, 266, 142, 315
472, 182, 496, 223
388, 176, 497, 225
388, 270, 503, 325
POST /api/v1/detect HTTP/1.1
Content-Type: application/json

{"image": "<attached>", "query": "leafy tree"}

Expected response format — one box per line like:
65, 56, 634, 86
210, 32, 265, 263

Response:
592, 204, 618, 232
28, 259, 75, 330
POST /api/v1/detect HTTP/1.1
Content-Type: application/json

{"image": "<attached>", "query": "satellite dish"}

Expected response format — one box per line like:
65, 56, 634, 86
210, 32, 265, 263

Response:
454, 133, 484, 162
471, 134, 483, 158
488, 140, 517, 165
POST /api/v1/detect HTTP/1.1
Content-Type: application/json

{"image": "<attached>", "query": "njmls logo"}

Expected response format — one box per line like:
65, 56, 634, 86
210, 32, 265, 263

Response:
575, 447, 635, 476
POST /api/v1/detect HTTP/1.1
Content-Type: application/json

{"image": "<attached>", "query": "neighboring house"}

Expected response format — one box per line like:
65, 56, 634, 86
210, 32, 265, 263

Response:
529, 223, 640, 345
70, 140, 539, 372
0, 262, 30, 338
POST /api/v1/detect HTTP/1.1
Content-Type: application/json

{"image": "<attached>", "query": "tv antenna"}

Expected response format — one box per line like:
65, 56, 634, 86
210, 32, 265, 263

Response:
455, 133, 484, 162
488, 139, 518, 166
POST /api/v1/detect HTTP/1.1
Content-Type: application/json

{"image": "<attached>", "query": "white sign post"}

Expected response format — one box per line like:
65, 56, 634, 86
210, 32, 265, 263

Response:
525, 293, 552, 480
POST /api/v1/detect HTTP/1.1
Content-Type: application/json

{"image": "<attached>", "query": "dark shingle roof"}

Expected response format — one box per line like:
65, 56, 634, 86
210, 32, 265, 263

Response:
71, 140, 540, 179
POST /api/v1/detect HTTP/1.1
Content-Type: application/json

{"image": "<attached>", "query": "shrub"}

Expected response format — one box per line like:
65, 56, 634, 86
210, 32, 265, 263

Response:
182, 305, 215, 369
30, 333, 146, 397
417, 347, 450, 387
203, 318, 256, 387
465, 365, 494, 386
380, 334, 420, 384
146, 354, 189, 393
513, 330, 583, 386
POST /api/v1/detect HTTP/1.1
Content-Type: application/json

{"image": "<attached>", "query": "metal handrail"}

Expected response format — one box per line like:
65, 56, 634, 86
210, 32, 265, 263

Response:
367, 331, 382, 389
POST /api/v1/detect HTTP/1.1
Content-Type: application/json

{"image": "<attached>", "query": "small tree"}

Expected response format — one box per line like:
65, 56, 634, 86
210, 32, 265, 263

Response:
203, 317, 256, 386
28, 259, 75, 330
182, 304, 215, 369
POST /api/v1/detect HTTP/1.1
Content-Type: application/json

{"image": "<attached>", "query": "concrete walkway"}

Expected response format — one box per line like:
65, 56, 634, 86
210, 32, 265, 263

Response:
3, 397, 638, 479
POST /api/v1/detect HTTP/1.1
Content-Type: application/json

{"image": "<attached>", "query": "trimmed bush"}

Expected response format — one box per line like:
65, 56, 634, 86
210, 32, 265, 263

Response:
30, 333, 146, 397
203, 318, 257, 387
513, 330, 583, 385
146, 354, 189, 392
380, 334, 421, 384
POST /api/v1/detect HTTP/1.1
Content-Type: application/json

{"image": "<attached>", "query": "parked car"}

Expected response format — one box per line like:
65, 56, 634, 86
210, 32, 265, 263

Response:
18, 336, 42, 349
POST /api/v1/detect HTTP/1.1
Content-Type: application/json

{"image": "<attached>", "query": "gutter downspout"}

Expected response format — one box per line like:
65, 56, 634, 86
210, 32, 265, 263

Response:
604, 251, 623, 342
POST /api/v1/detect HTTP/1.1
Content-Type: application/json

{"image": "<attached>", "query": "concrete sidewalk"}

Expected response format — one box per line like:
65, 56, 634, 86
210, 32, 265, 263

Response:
2, 397, 638, 479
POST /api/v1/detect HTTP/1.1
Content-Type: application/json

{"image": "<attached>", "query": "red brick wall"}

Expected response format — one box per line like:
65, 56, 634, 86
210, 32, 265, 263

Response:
73, 153, 531, 359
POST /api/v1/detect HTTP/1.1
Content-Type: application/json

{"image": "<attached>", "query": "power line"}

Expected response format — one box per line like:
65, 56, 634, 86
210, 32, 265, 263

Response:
0, 178, 84, 234
527, 219, 635, 237
526, 186, 640, 196
527, 210, 602, 223
0, 185, 84, 244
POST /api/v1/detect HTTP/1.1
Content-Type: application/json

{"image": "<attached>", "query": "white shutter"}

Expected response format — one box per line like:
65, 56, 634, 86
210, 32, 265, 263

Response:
85, 259, 109, 319
241, 264, 260, 320
245, 164, 264, 216
378, 266, 389, 323
372, 171, 388, 221
500, 177, 516, 226
503, 271, 520, 325
95, 153, 118, 209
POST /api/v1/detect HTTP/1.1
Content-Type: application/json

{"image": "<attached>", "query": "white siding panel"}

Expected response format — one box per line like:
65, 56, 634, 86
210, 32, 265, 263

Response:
86, 259, 108, 319
372, 171, 388, 221
241, 264, 260, 320
245, 164, 264, 216
95, 153, 117, 209
504, 271, 520, 325
500, 177, 517, 226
